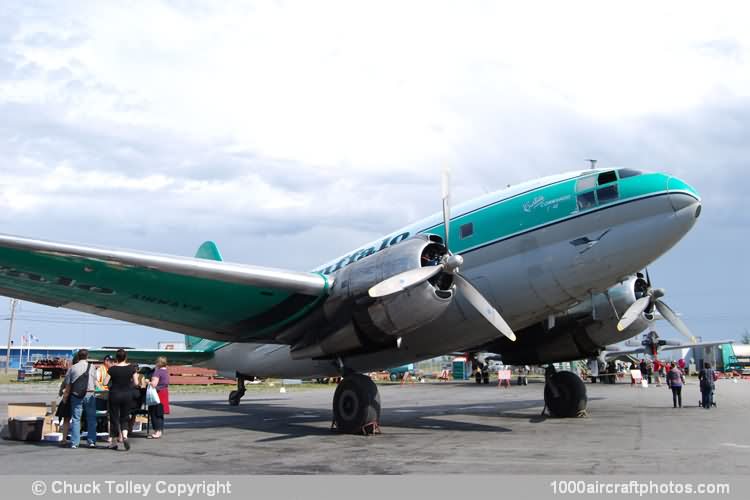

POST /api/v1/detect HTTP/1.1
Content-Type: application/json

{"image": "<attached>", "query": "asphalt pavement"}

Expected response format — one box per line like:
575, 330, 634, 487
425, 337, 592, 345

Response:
1, 378, 747, 475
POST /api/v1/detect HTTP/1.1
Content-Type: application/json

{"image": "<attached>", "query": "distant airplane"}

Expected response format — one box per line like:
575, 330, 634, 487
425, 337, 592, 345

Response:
603, 330, 732, 359
0, 167, 702, 432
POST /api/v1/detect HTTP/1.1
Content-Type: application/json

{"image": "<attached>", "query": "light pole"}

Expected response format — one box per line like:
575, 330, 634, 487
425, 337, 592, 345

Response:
5, 299, 18, 374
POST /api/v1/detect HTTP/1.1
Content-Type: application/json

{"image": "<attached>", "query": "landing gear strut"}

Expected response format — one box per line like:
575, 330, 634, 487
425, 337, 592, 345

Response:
332, 373, 381, 434
228, 372, 248, 406
543, 366, 587, 418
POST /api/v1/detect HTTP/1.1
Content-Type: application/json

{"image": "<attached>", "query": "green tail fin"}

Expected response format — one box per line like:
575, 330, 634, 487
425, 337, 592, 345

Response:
194, 241, 223, 262
185, 241, 224, 350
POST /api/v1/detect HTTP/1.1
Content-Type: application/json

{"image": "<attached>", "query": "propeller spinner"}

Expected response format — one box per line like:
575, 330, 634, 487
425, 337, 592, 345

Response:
368, 169, 516, 342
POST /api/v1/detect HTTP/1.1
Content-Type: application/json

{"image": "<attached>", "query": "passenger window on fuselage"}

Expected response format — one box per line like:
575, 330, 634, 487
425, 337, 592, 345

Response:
598, 170, 617, 185
577, 191, 596, 210
460, 222, 474, 239
597, 184, 619, 204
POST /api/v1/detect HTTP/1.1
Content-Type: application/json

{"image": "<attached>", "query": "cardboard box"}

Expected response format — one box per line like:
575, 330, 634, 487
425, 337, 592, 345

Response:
42, 416, 56, 435
7, 402, 49, 419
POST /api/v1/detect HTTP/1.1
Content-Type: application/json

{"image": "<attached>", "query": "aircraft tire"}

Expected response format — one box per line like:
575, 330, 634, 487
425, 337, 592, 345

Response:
333, 374, 381, 434
544, 371, 587, 417
228, 390, 241, 406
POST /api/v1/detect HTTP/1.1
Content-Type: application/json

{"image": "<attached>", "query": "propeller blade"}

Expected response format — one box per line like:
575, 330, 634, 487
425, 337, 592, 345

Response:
368, 265, 444, 298
454, 274, 516, 341
617, 296, 651, 331
654, 300, 696, 343
442, 167, 451, 251
645, 267, 652, 287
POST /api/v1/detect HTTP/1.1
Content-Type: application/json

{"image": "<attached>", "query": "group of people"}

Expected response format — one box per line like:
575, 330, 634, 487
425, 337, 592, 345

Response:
631, 358, 717, 409
666, 361, 717, 409
56, 349, 170, 449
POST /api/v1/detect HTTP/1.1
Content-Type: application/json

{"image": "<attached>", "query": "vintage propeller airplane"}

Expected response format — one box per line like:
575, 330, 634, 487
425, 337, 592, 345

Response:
0, 166, 702, 432
602, 329, 732, 360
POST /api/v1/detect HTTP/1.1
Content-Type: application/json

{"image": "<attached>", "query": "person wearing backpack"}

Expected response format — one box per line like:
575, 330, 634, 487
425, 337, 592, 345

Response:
62, 349, 99, 449
698, 362, 716, 409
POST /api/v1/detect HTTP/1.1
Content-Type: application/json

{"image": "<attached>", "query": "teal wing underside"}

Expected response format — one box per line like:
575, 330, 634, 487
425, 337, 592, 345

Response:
0, 234, 329, 343
86, 348, 214, 365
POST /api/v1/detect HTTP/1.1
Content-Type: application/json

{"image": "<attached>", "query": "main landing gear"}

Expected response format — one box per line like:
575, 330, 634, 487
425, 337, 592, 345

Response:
332, 373, 381, 434
543, 366, 588, 418
228, 372, 249, 406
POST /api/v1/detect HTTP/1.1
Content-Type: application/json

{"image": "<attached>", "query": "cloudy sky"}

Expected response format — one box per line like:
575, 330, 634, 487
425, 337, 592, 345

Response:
1, 1, 748, 349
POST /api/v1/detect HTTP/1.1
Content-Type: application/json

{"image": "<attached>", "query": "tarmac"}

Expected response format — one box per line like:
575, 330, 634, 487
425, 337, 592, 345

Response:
0, 378, 748, 475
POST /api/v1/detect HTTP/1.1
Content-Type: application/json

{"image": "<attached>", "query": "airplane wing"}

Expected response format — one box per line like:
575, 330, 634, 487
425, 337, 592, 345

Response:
658, 340, 734, 352
86, 348, 214, 365
602, 340, 734, 360
602, 347, 646, 360
0, 233, 330, 343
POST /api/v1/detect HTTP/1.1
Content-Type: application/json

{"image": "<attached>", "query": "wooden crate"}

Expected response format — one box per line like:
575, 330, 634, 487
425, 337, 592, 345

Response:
168, 366, 217, 376
169, 375, 213, 385
164, 366, 236, 385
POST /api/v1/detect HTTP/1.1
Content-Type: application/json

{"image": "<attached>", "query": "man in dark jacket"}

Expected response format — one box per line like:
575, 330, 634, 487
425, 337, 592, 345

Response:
698, 362, 716, 409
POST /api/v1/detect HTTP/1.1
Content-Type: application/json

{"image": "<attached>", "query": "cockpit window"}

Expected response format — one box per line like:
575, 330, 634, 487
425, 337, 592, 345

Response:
618, 168, 642, 179
576, 176, 597, 192
596, 184, 619, 204
597, 170, 617, 185
577, 191, 596, 211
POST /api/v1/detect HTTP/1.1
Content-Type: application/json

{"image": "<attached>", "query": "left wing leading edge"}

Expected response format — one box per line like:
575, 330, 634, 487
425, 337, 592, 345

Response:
0, 233, 330, 342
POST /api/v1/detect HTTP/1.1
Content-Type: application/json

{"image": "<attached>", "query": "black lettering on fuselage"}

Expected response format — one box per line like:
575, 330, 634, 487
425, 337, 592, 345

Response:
357, 247, 376, 261
389, 232, 409, 246
319, 231, 411, 275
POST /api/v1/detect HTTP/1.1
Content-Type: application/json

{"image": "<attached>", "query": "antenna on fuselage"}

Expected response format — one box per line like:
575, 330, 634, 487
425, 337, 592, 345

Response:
586, 159, 597, 170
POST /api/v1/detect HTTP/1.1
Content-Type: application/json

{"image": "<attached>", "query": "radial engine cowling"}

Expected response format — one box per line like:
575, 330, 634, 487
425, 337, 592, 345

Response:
497, 275, 653, 365
330, 234, 454, 337
567, 275, 652, 347
290, 235, 453, 360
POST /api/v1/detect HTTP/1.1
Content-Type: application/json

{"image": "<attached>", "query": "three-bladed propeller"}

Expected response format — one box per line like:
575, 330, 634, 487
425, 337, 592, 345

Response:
617, 270, 696, 343
368, 169, 516, 342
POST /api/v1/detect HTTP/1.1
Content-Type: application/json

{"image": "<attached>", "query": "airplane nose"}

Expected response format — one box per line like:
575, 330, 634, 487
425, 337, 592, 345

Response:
669, 192, 701, 214
667, 176, 702, 218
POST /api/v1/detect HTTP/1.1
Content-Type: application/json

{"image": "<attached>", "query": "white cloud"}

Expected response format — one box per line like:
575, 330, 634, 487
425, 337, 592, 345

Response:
5, 1, 749, 171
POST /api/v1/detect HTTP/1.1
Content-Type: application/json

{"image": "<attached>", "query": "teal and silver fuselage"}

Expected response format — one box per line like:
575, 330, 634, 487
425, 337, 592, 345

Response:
208, 168, 701, 378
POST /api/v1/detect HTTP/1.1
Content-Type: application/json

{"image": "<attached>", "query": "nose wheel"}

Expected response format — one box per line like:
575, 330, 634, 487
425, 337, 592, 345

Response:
332, 374, 381, 434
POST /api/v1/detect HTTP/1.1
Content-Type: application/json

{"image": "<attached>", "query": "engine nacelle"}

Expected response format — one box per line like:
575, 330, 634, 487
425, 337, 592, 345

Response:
290, 235, 453, 359
562, 275, 651, 347
495, 275, 653, 365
